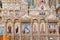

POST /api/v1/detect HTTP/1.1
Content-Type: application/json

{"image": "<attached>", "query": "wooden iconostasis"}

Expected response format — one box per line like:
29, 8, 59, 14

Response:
2, 18, 59, 40
0, 16, 59, 40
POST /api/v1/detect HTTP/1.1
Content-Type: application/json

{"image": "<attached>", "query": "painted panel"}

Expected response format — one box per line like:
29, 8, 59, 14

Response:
15, 22, 20, 34
22, 23, 30, 34
6, 20, 13, 35
48, 23, 56, 34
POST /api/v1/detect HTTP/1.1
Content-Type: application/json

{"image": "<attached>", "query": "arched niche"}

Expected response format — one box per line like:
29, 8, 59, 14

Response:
14, 19, 21, 40
40, 20, 46, 34
32, 19, 38, 34
32, 19, 39, 40
6, 19, 13, 35
21, 22, 31, 40
14, 19, 20, 35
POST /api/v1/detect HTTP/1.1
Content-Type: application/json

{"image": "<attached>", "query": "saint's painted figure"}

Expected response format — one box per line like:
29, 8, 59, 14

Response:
39, 5, 45, 15
22, 23, 30, 34
7, 19, 12, 35
15, 23, 20, 34
14, 19, 20, 40
7, 25, 11, 34
14, 19, 20, 35
16, 26, 18, 33
33, 19, 38, 33
40, 20, 45, 33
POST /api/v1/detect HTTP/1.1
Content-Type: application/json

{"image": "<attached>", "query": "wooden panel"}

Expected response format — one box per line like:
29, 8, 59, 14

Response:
33, 35, 39, 40
14, 36, 20, 40
21, 36, 31, 40
39, 36, 46, 40
21, 36, 25, 40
